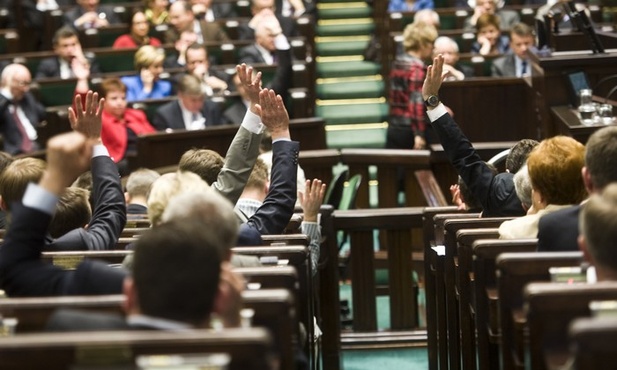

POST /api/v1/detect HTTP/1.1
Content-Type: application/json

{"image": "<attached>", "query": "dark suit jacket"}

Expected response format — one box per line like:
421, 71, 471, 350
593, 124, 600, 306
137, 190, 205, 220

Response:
244, 140, 298, 235
35, 55, 101, 79
222, 101, 248, 125
164, 20, 229, 44
63, 5, 121, 28
237, 14, 297, 41
0, 203, 126, 297
46, 155, 127, 251
238, 44, 267, 65
237, 47, 292, 95
537, 204, 581, 252
491, 53, 516, 77
152, 100, 223, 131
0, 92, 45, 155
431, 112, 525, 217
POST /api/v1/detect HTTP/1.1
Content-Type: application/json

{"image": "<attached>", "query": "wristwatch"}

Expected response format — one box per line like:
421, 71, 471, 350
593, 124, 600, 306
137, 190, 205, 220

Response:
424, 95, 440, 108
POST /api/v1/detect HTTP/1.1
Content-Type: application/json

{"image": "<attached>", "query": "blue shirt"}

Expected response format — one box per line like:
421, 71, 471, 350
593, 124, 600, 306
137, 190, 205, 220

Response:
388, 0, 434, 12
121, 75, 172, 102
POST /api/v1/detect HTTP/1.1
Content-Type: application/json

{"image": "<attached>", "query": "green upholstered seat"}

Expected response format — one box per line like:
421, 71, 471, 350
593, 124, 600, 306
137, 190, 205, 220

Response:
317, 3, 372, 20
316, 39, 369, 56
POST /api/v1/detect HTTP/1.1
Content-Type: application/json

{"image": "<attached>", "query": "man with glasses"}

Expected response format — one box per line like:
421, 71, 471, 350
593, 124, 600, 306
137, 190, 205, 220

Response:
0, 64, 45, 154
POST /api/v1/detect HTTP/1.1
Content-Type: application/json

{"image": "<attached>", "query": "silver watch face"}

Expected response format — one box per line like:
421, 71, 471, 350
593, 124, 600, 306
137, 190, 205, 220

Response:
427, 95, 439, 107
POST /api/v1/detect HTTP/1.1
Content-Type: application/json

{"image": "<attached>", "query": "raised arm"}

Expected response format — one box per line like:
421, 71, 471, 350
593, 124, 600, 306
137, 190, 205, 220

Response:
210, 64, 265, 204
246, 89, 298, 234
299, 179, 326, 275
50, 91, 127, 251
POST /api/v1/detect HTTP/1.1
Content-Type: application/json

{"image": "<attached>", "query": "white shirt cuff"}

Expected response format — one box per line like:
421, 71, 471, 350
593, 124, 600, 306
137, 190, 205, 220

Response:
93, 144, 110, 158
426, 103, 448, 122
22, 183, 58, 215
241, 110, 265, 134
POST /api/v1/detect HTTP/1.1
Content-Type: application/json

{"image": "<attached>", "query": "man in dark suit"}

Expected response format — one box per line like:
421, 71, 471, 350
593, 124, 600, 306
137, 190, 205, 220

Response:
124, 168, 161, 219
35, 26, 100, 80
63, 0, 121, 29
0, 91, 126, 252
152, 74, 223, 131
239, 13, 291, 65
537, 126, 617, 252
0, 64, 45, 155
422, 54, 536, 217
165, 0, 229, 44
491, 23, 535, 77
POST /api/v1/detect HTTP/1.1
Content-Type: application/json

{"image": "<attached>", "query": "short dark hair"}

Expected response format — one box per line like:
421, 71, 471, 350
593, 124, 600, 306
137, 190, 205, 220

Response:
132, 220, 222, 326
52, 26, 79, 46
506, 139, 539, 173
580, 183, 617, 274
510, 22, 534, 38
49, 187, 92, 238
585, 126, 617, 190
178, 149, 224, 185
0, 158, 46, 211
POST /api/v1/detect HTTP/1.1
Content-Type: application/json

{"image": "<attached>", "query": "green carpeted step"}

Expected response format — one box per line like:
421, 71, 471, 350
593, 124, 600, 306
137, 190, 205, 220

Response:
317, 77, 385, 100
317, 59, 381, 78
317, 19, 375, 37
316, 38, 369, 56
316, 99, 389, 125
317, 2, 372, 19
326, 125, 387, 148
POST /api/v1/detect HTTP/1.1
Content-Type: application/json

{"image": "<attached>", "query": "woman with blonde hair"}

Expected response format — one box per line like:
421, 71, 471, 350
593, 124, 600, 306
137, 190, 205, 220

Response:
121, 45, 172, 101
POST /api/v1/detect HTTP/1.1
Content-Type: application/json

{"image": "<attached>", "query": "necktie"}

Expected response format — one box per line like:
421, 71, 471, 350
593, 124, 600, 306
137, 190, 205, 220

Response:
12, 103, 32, 153
520, 60, 527, 77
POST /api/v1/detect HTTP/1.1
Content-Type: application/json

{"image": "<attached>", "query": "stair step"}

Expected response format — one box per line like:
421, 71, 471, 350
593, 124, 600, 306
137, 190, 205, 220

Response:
317, 18, 375, 37
317, 77, 385, 100
316, 39, 369, 56
316, 99, 389, 125
317, 60, 381, 78
317, 2, 372, 19
326, 124, 387, 149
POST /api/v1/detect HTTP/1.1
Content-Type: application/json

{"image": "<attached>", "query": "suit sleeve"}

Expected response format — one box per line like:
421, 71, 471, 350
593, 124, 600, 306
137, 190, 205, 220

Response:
152, 109, 168, 131
212, 126, 262, 204
267, 49, 292, 94
246, 140, 298, 234
48, 155, 127, 251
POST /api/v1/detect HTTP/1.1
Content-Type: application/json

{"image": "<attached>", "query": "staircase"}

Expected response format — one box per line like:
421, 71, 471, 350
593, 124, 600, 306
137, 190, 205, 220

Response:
315, 0, 388, 149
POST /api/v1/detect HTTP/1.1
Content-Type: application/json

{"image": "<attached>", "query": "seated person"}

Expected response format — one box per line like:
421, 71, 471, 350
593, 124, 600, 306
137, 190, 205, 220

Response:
239, 14, 291, 66
513, 164, 532, 212
498, 135, 586, 239
0, 91, 126, 251
433, 36, 473, 80
144, 0, 169, 26
48, 187, 91, 239
470, 13, 510, 56
125, 168, 161, 218
184, 42, 231, 96
0, 64, 45, 155
191, 0, 238, 21
121, 45, 172, 102
165, 0, 229, 44
152, 74, 222, 131
450, 163, 497, 213
422, 54, 538, 217
63, 0, 121, 29
537, 126, 617, 252
98, 77, 157, 175
578, 183, 617, 282
36, 26, 100, 79
464, 0, 520, 32
388, 0, 434, 12
491, 22, 535, 77
178, 148, 225, 186
238, 0, 298, 41
163, 30, 199, 69
112, 7, 163, 49
222, 72, 251, 124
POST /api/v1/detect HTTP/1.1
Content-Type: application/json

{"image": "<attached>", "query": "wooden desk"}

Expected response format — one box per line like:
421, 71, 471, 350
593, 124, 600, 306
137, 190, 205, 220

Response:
550, 105, 615, 144
129, 117, 326, 171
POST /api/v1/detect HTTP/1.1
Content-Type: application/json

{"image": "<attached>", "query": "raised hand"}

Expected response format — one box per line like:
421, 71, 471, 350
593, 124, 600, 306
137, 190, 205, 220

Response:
255, 89, 289, 140
422, 54, 445, 103
40, 132, 93, 195
236, 64, 262, 113
299, 179, 326, 222
68, 90, 104, 141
